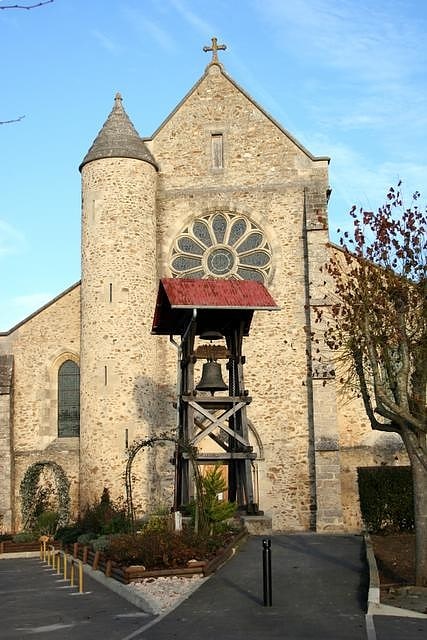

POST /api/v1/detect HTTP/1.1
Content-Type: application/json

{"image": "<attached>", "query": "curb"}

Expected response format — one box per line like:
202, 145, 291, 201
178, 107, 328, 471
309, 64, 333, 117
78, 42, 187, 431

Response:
364, 533, 427, 619
82, 563, 160, 614
0, 551, 40, 559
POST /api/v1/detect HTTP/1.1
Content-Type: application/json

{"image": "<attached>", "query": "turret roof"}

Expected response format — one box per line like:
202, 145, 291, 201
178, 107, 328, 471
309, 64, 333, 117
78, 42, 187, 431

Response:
79, 93, 158, 171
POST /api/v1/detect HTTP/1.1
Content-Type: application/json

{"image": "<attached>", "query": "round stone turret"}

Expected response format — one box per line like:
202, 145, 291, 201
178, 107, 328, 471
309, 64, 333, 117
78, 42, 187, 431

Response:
79, 94, 158, 509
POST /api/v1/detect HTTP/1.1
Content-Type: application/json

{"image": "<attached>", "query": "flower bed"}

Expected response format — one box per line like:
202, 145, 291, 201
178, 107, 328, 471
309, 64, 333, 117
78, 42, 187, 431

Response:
67, 528, 247, 584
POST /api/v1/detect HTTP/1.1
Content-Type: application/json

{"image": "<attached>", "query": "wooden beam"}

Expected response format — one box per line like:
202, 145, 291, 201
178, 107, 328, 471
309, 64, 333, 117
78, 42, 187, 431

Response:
182, 452, 257, 460
188, 400, 249, 447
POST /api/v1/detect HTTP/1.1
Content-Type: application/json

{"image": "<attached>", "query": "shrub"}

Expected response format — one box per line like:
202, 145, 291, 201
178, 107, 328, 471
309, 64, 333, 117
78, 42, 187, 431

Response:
106, 527, 221, 569
34, 510, 59, 537
55, 525, 83, 545
358, 466, 414, 533
12, 531, 37, 543
91, 534, 112, 552
190, 465, 237, 535
77, 532, 96, 546
0, 533, 13, 542
78, 488, 130, 536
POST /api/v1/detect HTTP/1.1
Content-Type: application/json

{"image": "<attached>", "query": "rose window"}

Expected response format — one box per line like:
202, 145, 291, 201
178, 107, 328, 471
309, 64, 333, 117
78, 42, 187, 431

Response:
170, 212, 272, 283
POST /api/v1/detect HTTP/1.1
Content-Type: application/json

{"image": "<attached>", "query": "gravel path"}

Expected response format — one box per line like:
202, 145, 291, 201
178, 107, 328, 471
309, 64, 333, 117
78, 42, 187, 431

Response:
126, 574, 208, 614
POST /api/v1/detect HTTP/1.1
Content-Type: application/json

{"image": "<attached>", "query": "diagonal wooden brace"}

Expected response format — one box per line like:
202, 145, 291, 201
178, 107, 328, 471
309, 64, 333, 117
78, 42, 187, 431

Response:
188, 400, 248, 447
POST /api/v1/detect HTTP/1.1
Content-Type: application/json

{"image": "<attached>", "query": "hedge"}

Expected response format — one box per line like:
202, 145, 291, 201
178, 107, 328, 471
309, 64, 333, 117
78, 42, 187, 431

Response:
357, 466, 414, 533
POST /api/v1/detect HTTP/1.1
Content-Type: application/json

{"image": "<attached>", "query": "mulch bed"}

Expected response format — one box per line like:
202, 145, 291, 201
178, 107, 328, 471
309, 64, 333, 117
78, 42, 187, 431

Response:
370, 532, 415, 586
67, 528, 248, 584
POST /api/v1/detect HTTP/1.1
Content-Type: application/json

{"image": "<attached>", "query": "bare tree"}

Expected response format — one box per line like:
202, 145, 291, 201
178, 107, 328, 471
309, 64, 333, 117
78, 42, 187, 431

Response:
0, 0, 54, 123
321, 184, 426, 585
0, 1, 53, 9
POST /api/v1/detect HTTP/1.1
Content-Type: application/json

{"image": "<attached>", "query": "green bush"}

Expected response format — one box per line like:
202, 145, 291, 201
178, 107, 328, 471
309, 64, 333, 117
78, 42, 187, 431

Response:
78, 488, 130, 536
12, 531, 37, 543
0, 534, 13, 542
106, 527, 234, 569
55, 525, 83, 545
91, 534, 113, 552
357, 466, 414, 533
34, 510, 59, 537
77, 532, 96, 546
190, 465, 237, 535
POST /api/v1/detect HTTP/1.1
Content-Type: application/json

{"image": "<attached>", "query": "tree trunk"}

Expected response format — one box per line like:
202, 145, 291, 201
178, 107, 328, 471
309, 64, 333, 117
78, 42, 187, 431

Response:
404, 430, 427, 586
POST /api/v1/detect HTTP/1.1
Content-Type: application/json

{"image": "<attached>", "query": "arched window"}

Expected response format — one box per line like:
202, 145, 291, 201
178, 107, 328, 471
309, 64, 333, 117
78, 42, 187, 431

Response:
58, 360, 80, 437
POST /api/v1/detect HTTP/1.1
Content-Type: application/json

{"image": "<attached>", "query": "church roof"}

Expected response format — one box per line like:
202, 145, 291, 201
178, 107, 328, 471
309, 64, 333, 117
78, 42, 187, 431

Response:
79, 93, 158, 171
152, 278, 278, 336
159, 278, 278, 309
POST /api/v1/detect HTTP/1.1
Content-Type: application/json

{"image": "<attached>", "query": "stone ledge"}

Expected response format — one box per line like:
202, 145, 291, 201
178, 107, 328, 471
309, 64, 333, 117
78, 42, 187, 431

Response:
240, 514, 272, 535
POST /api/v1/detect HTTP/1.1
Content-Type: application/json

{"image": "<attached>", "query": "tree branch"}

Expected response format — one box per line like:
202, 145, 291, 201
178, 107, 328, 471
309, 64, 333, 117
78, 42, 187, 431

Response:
0, 115, 25, 124
0, 1, 53, 8
353, 346, 399, 433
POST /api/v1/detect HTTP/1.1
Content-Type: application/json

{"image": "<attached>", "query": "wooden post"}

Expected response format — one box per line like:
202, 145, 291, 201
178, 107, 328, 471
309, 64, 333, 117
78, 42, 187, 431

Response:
105, 559, 112, 577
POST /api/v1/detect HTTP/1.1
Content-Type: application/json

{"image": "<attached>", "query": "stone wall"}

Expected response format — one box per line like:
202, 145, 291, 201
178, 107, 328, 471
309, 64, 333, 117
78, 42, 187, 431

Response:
0, 286, 80, 530
150, 63, 334, 530
0, 61, 397, 534
0, 355, 13, 531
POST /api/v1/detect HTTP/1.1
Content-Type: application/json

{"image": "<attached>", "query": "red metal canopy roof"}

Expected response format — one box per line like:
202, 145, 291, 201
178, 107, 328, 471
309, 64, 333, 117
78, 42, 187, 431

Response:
152, 278, 278, 335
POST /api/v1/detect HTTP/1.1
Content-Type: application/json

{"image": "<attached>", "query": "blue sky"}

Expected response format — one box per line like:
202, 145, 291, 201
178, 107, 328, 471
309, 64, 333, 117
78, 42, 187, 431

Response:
1, 0, 426, 331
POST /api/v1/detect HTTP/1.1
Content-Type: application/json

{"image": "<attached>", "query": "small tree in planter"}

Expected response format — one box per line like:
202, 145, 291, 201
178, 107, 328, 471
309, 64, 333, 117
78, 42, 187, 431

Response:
192, 466, 237, 536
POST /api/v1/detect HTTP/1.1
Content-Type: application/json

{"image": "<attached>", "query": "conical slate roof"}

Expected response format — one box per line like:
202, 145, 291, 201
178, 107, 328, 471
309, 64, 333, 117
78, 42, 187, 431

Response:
79, 93, 157, 171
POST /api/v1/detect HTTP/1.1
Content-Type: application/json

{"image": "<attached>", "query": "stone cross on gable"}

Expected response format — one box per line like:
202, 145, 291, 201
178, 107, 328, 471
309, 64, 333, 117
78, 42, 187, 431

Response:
203, 37, 227, 63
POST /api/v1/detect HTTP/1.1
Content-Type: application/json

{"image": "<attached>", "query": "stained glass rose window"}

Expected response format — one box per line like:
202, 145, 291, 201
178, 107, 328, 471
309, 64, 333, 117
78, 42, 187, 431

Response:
170, 212, 272, 282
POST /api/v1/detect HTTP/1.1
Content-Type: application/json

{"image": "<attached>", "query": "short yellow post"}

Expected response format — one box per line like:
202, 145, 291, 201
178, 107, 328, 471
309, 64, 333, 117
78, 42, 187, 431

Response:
56, 552, 61, 574
39, 535, 49, 561
70, 558, 75, 587
70, 558, 84, 593
63, 552, 68, 581
78, 560, 83, 593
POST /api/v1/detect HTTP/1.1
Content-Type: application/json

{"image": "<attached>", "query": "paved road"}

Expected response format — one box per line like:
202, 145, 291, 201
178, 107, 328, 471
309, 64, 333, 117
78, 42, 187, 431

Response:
143, 534, 369, 640
0, 556, 155, 639
1, 534, 427, 640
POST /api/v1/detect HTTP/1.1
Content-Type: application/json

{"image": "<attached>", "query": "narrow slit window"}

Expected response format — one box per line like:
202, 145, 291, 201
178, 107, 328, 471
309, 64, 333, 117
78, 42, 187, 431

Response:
211, 133, 224, 169
109, 282, 113, 302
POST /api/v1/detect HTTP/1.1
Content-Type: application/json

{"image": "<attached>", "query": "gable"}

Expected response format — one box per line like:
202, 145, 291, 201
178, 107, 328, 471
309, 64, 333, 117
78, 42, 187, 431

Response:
148, 63, 329, 189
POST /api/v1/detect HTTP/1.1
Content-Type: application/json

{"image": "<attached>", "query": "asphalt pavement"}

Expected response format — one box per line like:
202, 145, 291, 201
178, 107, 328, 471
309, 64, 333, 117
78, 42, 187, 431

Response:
1, 534, 427, 640
0, 555, 155, 639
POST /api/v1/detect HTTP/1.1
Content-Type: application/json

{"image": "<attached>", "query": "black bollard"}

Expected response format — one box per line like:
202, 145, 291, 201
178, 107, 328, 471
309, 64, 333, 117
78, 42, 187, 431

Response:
262, 538, 272, 606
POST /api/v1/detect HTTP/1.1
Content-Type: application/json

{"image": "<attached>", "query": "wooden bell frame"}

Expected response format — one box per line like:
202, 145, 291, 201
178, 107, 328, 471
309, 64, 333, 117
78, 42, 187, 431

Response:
175, 314, 258, 514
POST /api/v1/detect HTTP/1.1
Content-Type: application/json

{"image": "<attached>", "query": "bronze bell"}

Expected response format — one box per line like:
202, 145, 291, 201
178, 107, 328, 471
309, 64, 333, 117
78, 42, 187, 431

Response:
196, 360, 228, 395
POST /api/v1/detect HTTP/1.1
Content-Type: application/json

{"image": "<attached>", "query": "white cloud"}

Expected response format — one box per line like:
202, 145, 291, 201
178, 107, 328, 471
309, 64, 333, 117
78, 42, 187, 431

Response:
121, 7, 176, 52
91, 29, 120, 54
0, 220, 25, 257
0, 292, 53, 332
169, 0, 216, 36
255, 0, 426, 83
321, 138, 427, 235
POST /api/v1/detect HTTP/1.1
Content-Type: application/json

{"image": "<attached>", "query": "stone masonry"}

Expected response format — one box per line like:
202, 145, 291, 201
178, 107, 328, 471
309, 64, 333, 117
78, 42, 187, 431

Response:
0, 52, 407, 532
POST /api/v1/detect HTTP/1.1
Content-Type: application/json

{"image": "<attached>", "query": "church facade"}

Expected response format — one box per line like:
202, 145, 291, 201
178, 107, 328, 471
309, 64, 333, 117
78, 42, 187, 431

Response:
0, 45, 405, 534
